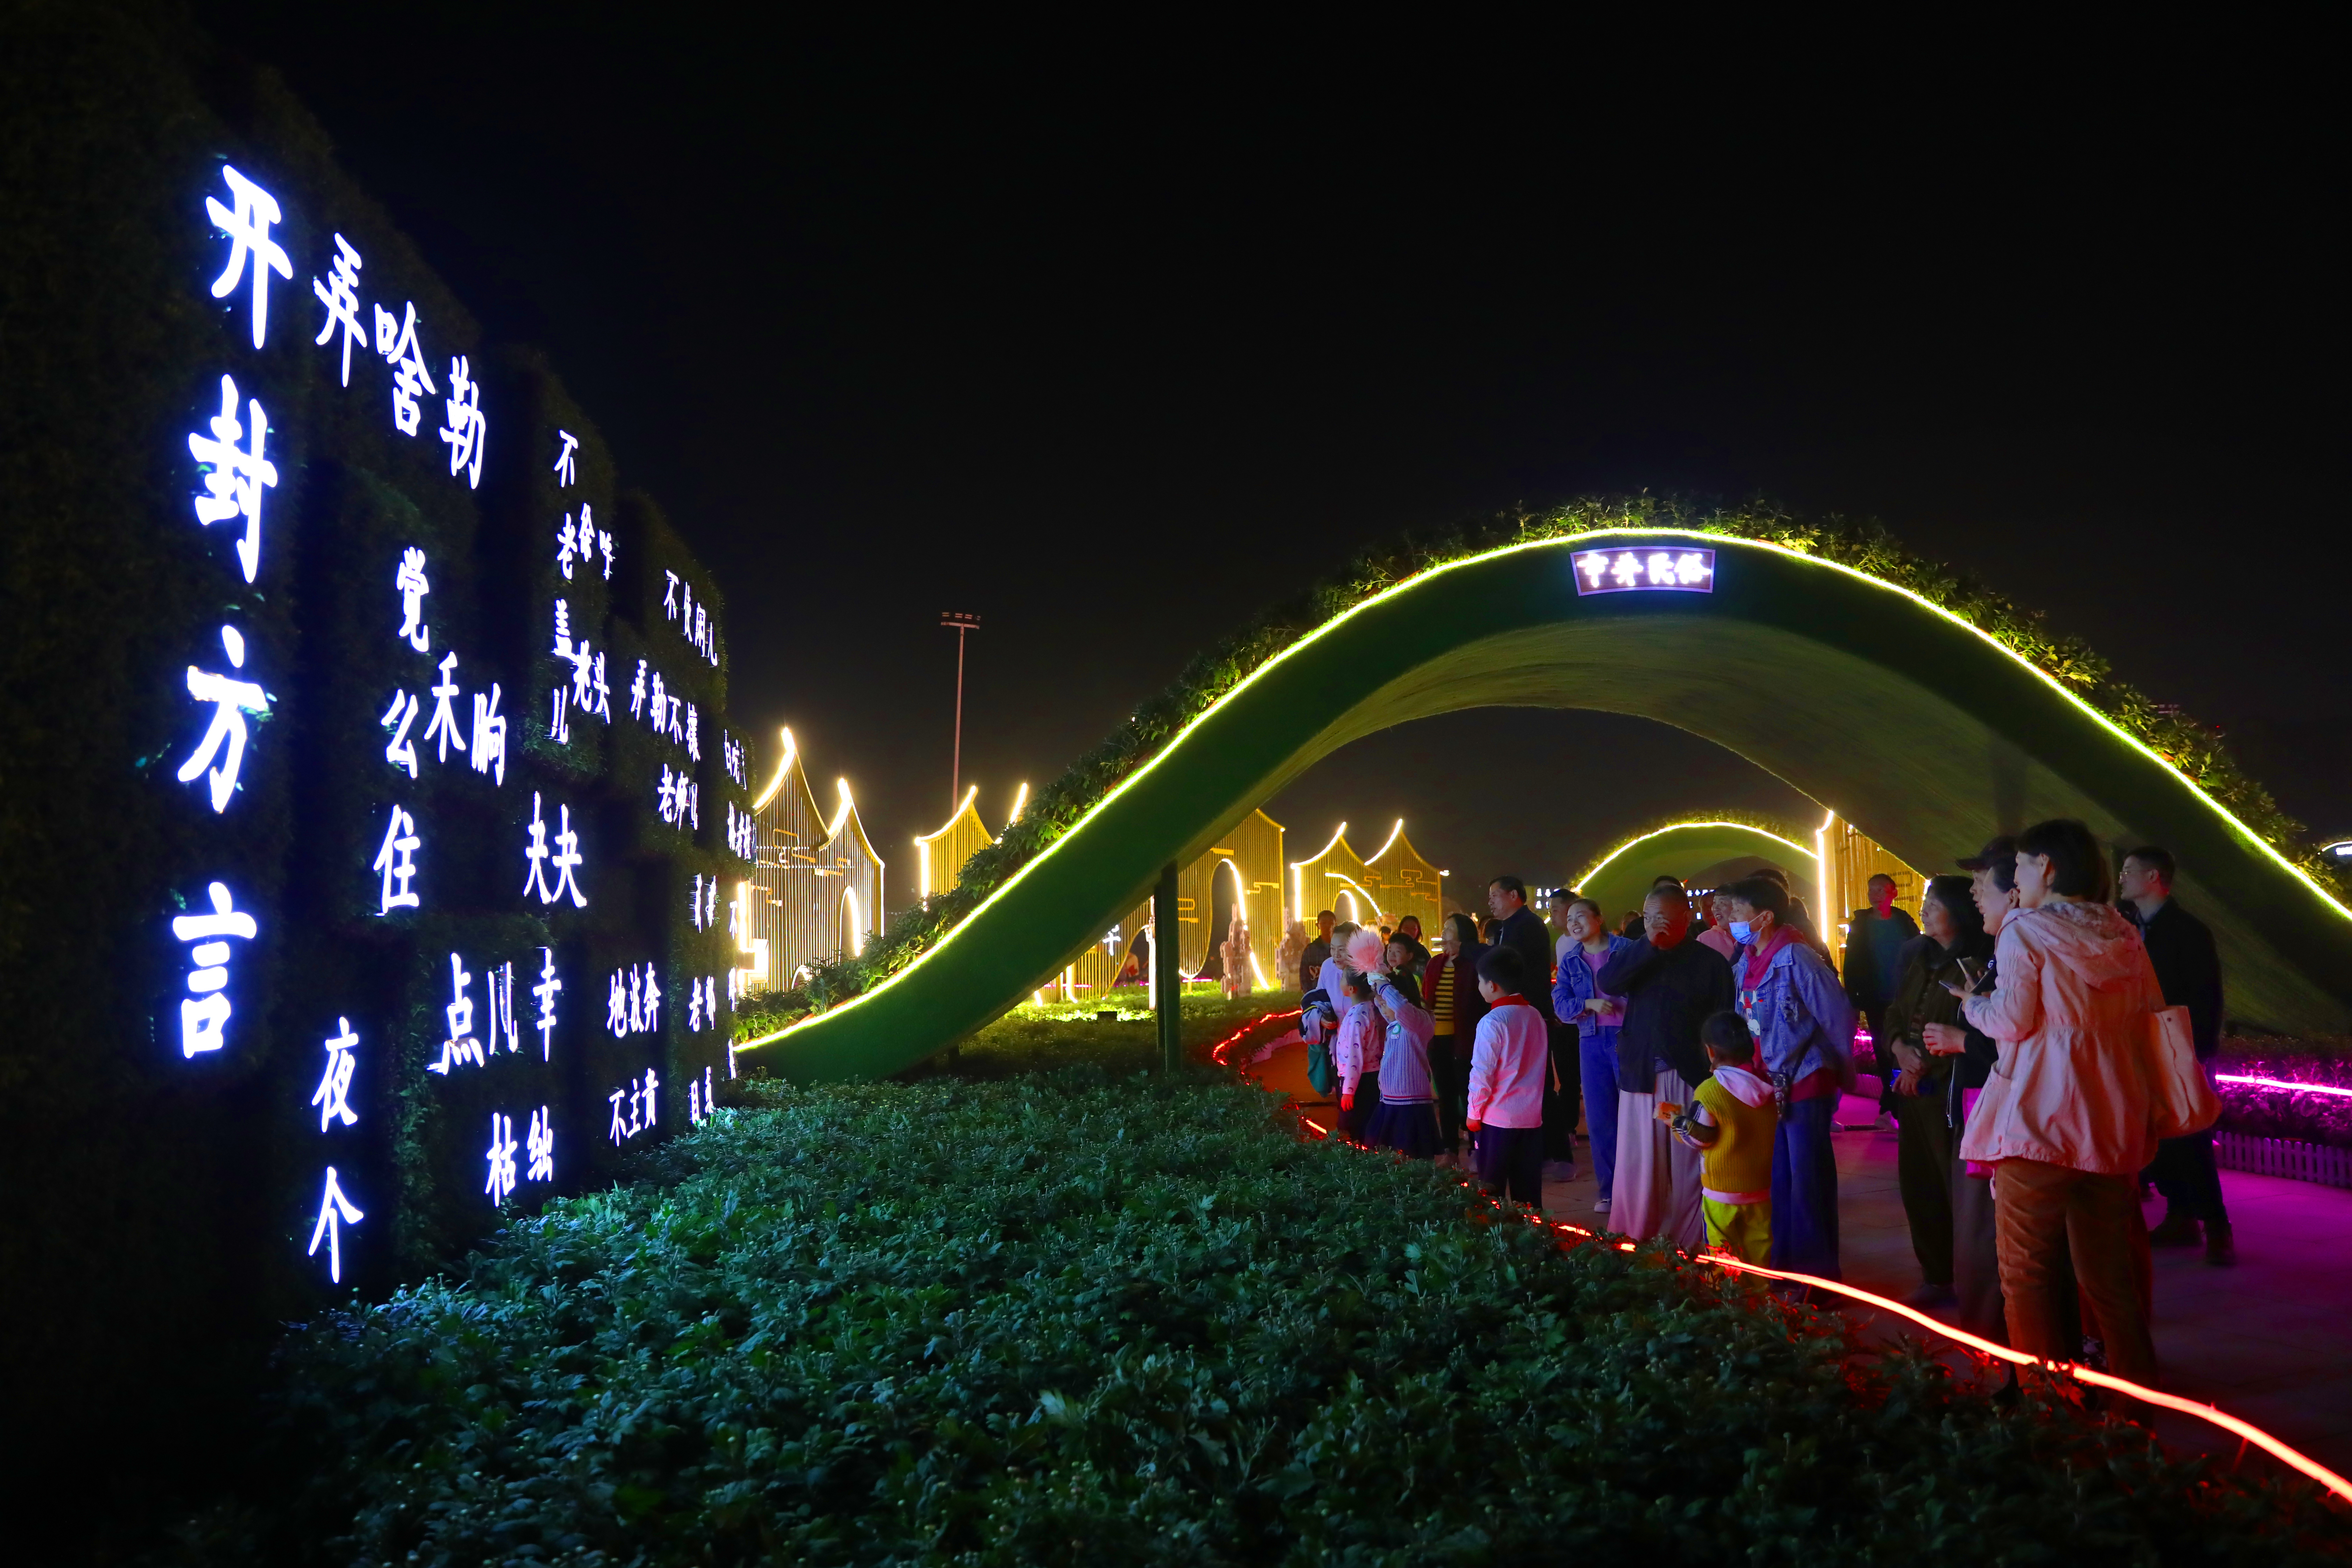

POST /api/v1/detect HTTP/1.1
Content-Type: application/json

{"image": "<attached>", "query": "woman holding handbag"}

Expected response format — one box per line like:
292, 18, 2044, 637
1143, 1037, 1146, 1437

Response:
1946, 818, 2168, 1385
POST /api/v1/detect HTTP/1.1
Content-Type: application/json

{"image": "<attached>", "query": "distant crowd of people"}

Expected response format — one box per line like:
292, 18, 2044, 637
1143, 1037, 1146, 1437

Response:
1276, 820, 2230, 1385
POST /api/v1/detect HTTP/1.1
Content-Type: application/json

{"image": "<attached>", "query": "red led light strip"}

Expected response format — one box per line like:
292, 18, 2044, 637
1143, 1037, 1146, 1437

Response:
1208, 1009, 1301, 1068
1267, 1081, 2352, 1501
2216, 1072, 2352, 1101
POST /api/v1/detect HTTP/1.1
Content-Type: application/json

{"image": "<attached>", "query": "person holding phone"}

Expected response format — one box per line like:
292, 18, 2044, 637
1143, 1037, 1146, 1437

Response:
1943, 819, 2166, 1385
1881, 875, 1994, 1311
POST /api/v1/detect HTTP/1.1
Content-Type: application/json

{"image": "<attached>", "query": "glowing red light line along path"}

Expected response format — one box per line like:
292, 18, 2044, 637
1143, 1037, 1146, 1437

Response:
1264, 1074, 2352, 1503
2216, 1073, 2352, 1100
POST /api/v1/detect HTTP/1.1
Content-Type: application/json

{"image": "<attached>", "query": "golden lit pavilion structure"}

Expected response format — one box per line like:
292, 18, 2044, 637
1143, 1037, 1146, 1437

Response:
740, 729, 887, 992
1050, 808, 1289, 1001
914, 782, 1030, 908
1289, 819, 1444, 944
1044, 813, 1443, 1002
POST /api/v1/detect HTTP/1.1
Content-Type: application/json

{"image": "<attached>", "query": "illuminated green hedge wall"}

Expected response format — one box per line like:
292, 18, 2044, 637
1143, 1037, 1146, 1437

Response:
739, 497, 2339, 1042
0, 0, 748, 1532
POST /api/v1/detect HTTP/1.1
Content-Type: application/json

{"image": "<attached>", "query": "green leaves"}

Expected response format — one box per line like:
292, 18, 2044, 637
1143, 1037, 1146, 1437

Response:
220, 1063, 2351, 1565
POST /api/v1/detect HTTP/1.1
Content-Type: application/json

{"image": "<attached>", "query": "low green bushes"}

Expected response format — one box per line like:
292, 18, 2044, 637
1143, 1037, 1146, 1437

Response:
182, 1056, 2345, 1564
882, 991, 1297, 1081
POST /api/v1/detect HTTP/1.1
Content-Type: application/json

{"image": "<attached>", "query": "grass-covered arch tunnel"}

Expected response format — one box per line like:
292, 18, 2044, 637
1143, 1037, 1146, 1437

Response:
740, 528, 2352, 1080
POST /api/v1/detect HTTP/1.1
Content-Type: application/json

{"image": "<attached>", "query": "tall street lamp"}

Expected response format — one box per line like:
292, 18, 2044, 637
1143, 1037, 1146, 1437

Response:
940, 610, 981, 811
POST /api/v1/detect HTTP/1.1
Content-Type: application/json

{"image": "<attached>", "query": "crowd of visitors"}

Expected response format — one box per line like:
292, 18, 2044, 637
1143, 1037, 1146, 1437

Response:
1274, 817, 2229, 1387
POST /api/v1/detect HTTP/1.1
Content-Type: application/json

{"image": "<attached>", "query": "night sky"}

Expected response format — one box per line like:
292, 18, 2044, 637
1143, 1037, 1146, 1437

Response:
193, 7, 2346, 911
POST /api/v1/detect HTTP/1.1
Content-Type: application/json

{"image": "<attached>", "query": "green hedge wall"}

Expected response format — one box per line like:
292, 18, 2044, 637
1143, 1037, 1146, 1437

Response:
0, 0, 748, 1534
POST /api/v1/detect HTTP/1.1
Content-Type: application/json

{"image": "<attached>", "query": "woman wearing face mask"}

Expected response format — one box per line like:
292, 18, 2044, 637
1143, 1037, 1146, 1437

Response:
1946, 819, 2166, 1384
1551, 897, 1634, 1212
1881, 876, 1994, 1312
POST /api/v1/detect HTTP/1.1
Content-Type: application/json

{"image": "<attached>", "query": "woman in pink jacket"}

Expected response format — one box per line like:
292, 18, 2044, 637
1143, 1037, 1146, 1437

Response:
1951, 818, 2165, 1384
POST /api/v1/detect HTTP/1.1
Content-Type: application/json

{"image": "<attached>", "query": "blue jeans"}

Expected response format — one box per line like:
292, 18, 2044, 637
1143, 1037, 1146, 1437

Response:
1771, 1094, 1841, 1280
1579, 1026, 1620, 1200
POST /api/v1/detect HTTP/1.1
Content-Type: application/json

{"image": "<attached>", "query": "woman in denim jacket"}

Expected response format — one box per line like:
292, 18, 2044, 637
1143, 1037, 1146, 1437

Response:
1723, 875, 1857, 1280
1552, 896, 1636, 1212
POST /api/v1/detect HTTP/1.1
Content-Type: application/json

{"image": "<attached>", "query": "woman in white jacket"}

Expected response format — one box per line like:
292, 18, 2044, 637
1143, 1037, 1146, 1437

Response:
1950, 818, 2165, 1384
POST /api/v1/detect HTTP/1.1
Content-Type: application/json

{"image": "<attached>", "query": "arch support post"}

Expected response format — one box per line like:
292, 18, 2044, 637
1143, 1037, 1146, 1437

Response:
1153, 860, 1182, 1071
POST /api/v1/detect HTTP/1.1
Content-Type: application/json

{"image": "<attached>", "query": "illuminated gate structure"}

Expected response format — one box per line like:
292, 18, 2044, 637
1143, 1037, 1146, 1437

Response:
743, 729, 887, 990
1569, 813, 1924, 947
1289, 819, 1445, 941
1041, 813, 1441, 1001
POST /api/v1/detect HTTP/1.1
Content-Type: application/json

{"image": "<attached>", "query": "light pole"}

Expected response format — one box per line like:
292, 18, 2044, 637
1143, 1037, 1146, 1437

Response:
940, 611, 980, 811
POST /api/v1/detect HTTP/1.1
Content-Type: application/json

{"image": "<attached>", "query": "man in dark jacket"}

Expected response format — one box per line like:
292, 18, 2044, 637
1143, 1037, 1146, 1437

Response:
1490, 875, 1575, 1169
1843, 874, 1919, 1113
1596, 885, 1734, 1248
1298, 909, 1335, 993
2120, 846, 2233, 1264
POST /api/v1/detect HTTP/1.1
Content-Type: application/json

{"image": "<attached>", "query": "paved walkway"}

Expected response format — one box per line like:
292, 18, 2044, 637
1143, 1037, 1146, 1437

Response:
1244, 1039, 2352, 1477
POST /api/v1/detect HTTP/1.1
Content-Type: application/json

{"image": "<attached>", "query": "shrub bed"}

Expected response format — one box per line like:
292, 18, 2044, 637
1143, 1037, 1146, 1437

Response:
2216, 1037, 2352, 1150
181, 1057, 2345, 1563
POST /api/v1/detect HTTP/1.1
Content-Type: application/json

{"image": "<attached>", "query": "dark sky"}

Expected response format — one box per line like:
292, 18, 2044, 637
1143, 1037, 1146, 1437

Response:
193, 7, 2347, 908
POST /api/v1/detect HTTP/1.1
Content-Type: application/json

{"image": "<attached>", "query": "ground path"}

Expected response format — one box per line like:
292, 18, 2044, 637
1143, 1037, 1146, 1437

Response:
1240, 1036, 2352, 1478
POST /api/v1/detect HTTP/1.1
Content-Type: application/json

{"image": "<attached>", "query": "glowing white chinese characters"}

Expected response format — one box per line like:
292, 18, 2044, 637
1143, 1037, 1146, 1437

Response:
429, 952, 485, 1075
726, 800, 755, 861
439, 355, 485, 489
188, 375, 275, 584
178, 625, 270, 813
656, 764, 699, 830
170, 881, 258, 1057
1569, 547, 1715, 596
484, 1111, 519, 1205
604, 962, 664, 1037
422, 652, 468, 763
396, 547, 432, 651
307, 1167, 364, 1284
310, 233, 366, 385
608, 1069, 660, 1144
373, 804, 421, 914
521, 792, 588, 908
663, 570, 718, 666
380, 689, 419, 777
687, 974, 722, 1032
312, 1016, 359, 1130
471, 683, 506, 785
532, 947, 561, 1058
205, 165, 292, 350
526, 1106, 555, 1183
687, 1064, 717, 1125
552, 429, 579, 488
373, 301, 435, 437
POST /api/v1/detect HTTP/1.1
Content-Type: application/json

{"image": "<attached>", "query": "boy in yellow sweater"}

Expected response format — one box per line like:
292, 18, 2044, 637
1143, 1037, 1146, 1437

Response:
1666, 1010, 1779, 1262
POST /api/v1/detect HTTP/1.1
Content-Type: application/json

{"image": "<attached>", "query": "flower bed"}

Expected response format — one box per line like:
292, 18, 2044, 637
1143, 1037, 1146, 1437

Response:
2216, 1036, 2352, 1150
176, 1036, 2347, 1562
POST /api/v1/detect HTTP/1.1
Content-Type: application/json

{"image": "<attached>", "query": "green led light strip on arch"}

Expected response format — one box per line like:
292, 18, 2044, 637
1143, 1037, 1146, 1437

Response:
737, 527, 2352, 1082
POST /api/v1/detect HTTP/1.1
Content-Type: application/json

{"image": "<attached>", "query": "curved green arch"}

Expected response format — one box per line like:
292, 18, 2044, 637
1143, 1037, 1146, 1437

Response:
740, 530, 2352, 1079
1573, 821, 1822, 929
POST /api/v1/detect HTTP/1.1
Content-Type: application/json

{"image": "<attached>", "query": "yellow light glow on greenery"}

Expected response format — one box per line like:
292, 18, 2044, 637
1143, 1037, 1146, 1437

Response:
740, 526, 2351, 1056
1571, 819, 1819, 892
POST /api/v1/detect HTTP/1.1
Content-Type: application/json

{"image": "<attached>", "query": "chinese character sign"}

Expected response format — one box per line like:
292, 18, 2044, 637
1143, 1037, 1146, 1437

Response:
155, 153, 738, 1307
1569, 547, 1715, 595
